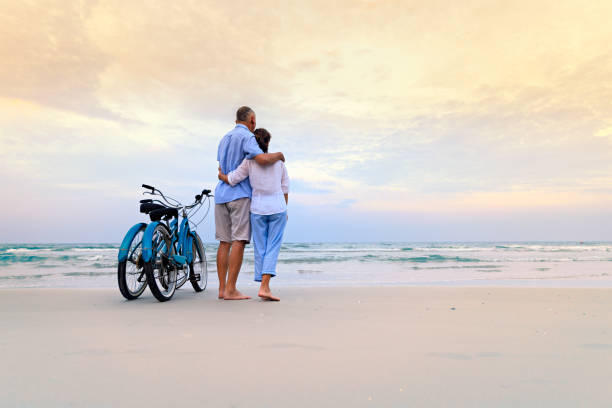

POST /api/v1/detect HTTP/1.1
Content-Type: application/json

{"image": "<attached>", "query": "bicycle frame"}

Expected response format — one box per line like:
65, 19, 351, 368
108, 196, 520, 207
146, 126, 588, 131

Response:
141, 211, 198, 266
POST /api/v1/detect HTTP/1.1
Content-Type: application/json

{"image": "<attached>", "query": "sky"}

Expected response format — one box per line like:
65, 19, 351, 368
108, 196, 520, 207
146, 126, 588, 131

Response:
1, 0, 612, 243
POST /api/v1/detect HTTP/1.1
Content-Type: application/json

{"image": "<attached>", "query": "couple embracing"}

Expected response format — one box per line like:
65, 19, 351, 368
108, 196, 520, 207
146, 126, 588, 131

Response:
214, 106, 289, 301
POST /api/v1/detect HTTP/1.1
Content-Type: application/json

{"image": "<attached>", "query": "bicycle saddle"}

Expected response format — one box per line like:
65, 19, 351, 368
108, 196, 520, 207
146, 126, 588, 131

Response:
140, 202, 166, 214
149, 207, 179, 221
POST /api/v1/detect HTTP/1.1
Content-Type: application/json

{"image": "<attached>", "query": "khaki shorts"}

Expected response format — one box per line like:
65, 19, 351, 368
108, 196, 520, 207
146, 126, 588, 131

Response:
215, 197, 251, 243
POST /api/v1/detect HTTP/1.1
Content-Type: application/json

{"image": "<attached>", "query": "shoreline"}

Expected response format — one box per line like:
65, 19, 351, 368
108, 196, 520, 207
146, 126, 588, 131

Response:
3, 277, 612, 290
2, 286, 612, 407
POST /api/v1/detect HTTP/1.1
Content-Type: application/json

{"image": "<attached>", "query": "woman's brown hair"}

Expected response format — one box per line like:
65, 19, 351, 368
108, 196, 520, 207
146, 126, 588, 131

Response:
254, 128, 271, 153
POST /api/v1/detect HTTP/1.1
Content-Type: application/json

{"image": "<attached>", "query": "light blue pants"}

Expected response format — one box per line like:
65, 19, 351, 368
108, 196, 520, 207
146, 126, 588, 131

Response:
250, 211, 287, 282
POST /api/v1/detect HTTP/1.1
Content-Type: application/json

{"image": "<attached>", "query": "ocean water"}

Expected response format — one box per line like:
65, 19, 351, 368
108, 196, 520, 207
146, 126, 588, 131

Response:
1, 242, 611, 289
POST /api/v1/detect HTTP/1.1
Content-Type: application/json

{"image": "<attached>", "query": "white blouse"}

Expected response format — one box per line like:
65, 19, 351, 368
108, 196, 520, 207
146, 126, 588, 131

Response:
228, 159, 289, 215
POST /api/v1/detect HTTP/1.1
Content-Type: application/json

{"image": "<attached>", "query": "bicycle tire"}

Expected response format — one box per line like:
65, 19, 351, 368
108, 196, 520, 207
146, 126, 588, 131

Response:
190, 233, 208, 292
118, 226, 147, 300
145, 223, 177, 302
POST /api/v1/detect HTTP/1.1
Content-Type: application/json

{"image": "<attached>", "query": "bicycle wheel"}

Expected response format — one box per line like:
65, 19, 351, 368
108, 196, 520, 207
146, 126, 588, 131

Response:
190, 233, 208, 292
145, 224, 177, 302
118, 226, 147, 300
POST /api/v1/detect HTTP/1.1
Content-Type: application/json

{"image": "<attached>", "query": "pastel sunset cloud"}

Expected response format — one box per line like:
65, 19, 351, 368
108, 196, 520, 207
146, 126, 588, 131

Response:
1, 0, 612, 241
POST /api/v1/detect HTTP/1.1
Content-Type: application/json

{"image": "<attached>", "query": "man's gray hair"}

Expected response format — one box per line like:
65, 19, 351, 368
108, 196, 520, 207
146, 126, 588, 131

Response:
236, 106, 254, 122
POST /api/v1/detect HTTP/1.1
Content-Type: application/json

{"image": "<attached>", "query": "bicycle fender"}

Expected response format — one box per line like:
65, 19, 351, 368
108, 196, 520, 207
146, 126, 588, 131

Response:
142, 221, 161, 263
178, 218, 189, 255
170, 218, 179, 234
118, 223, 147, 262
185, 233, 194, 264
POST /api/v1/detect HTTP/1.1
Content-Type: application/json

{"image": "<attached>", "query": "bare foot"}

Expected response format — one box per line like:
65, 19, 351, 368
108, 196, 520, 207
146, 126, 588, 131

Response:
218, 290, 224, 299
258, 289, 280, 301
223, 289, 251, 300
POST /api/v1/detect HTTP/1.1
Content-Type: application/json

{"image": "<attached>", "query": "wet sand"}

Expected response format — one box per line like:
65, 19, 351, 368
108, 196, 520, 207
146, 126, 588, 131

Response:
1, 286, 611, 407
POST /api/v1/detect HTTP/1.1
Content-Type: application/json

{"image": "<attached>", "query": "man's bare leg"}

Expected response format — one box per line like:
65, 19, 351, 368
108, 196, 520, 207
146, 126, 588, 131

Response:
216, 241, 231, 299
223, 240, 250, 300
258, 274, 279, 301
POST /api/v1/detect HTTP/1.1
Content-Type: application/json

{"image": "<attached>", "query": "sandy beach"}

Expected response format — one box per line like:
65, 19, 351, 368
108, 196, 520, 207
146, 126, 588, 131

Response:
1, 286, 611, 407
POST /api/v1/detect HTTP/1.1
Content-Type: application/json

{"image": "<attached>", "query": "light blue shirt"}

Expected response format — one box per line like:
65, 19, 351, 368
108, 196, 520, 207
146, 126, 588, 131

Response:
215, 124, 264, 204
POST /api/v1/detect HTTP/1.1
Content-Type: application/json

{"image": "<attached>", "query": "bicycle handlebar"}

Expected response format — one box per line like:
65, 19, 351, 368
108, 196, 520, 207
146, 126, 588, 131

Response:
194, 189, 212, 202
142, 184, 212, 210
139, 184, 212, 229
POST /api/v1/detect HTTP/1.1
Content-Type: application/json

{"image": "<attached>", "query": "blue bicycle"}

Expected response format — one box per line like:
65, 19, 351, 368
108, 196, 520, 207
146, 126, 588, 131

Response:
117, 184, 212, 302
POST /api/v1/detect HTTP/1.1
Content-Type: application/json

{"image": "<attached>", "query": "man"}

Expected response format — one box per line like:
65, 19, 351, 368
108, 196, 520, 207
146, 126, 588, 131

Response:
215, 106, 285, 300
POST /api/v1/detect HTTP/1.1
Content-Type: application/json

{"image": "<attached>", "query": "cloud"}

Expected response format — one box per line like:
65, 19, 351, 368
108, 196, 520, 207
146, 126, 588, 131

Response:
290, 179, 333, 195
2, 0, 612, 241
0, 1, 129, 121
595, 126, 612, 139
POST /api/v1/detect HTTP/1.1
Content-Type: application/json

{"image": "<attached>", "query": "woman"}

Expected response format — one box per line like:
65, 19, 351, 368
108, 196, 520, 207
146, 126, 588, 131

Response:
218, 128, 289, 301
